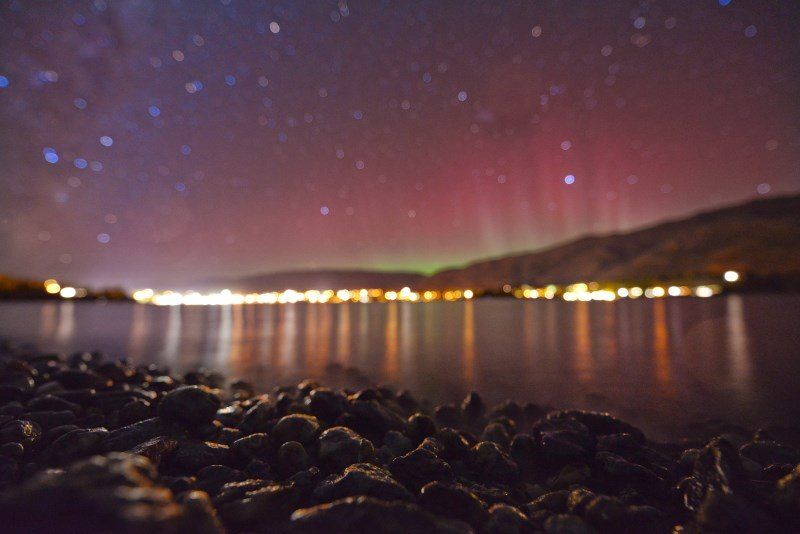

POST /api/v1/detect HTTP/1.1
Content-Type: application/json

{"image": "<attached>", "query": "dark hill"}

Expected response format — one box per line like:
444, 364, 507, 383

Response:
423, 194, 800, 290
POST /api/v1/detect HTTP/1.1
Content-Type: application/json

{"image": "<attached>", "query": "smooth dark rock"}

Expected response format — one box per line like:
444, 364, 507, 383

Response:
318, 426, 374, 471
195, 464, 247, 495
470, 441, 519, 483
462, 392, 486, 421
104, 417, 187, 451
418, 481, 488, 527
306, 387, 348, 422
165, 440, 230, 474
390, 446, 453, 490
740, 440, 800, 467
543, 513, 597, 534
277, 440, 311, 478
484, 503, 538, 534
0, 419, 41, 448
0, 452, 223, 533
44, 427, 108, 465
315, 462, 413, 502
272, 413, 321, 446
407, 413, 437, 443
435, 404, 463, 428
128, 436, 178, 465
52, 369, 107, 390
158, 385, 221, 426
682, 438, 751, 512
289, 496, 472, 533
231, 432, 269, 463
218, 483, 301, 527
22, 410, 77, 431
118, 398, 152, 426
547, 410, 645, 443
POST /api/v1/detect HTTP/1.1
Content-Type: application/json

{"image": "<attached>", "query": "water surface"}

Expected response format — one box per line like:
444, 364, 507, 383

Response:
1, 295, 798, 440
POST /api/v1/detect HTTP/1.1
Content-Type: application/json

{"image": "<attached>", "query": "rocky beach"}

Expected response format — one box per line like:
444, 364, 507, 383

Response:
1, 345, 799, 533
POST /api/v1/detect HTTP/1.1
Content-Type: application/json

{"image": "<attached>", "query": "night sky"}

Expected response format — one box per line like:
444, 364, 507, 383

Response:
1, 0, 798, 290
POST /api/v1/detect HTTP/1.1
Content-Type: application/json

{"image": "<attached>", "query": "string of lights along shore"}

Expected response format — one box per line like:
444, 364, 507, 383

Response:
0, 2, 798, 290
36, 270, 741, 305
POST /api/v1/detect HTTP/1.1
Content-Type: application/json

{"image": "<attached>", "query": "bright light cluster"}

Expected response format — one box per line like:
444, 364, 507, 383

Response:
42, 279, 87, 299
514, 282, 723, 301
131, 271, 739, 306
134, 286, 476, 306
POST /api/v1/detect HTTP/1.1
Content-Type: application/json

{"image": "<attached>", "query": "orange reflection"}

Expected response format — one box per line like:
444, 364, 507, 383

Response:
652, 299, 673, 393
55, 301, 75, 346
462, 300, 475, 387
38, 302, 57, 345
227, 304, 245, 375
213, 305, 231, 369
523, 301, 535, 360
315, 304, 333, 374
573, 301, 592, 383
279, 304, 298, 369
726, 295, 752, 393
160, 305, 182, 364
127, 303, 147, 362
336, 303, 351, 365
603, 303, 618, 358
384, 302, 399, 382
399, 302, 415, 382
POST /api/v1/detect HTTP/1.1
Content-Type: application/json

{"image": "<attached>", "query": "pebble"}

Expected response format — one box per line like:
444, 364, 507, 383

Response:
0, 348, 798, 533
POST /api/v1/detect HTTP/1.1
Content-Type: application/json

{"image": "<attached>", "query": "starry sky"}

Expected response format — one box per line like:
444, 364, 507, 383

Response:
1, 0, 798, 290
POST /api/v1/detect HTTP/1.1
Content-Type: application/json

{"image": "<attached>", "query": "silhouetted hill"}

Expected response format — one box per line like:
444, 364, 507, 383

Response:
212, 194, 800, 292
424, 194, 800, 290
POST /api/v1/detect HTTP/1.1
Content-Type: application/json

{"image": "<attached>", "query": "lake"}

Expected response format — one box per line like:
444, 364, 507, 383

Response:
1, 295, 799, 440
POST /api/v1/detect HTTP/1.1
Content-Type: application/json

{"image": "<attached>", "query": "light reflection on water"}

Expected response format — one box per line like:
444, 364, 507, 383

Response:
1, 295, 800, 439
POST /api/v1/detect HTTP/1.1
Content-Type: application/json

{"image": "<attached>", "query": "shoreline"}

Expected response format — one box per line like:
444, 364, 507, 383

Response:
1, 349, 799, 532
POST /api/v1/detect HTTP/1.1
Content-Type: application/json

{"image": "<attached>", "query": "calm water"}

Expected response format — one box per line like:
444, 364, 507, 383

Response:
1, 295, 799, 440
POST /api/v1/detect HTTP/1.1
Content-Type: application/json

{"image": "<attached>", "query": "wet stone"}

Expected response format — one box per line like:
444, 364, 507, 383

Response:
305, 387, 348, 422
128, 436, 178, 465
315, 462, 413, 502
195, 464, 247, 495
583, 495, 627, 528
44, 427, 109, 465
390, 446, 454, 491
683, 438, 751, 512
435, 428, 472, 461
435, 404, 463, 428
527, 490, 571, 514
52, 369, 107, 390
0, 419, 41, 448
272, 413, 321, 446
118, 398, 151, 426
469, 441, 519, 483
289, 496, 471, 534
104, 417, 187, 451
482, 422, 511, 449
407, 413, 437, 443
462, 392, 486, 421
484, 503, 538, 534
218, 482, 301, 528
164, 440, 230, 474
158, 385, 221, 427
276, 440, 311, 478
27, 394, 81, 414
418, 481, 488, 527
739, 440, 800, 467
230, 432, 269, 463
0, 452, 222, 533
22, 410, 77, 431
317, 426, 374, 471
543, 513, 597, 534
